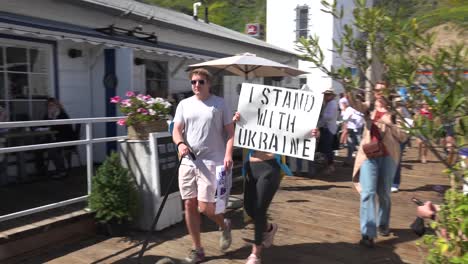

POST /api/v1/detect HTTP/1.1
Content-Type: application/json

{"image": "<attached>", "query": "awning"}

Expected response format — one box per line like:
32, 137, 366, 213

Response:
0, 11, 225, 61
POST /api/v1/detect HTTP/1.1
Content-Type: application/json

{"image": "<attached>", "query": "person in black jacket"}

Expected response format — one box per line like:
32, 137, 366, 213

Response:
35, 98, 73, 179
45, 98, 74, 142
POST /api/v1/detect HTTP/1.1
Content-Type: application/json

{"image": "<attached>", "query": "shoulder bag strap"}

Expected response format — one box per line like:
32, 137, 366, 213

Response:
274, 154, 293, 176
242, 149, 255, 177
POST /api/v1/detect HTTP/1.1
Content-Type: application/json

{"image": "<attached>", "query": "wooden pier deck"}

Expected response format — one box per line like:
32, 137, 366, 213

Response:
10, 146, 448, 264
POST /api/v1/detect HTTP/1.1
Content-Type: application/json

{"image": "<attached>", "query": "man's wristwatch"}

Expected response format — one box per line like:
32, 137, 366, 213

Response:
177, 141, 186, 148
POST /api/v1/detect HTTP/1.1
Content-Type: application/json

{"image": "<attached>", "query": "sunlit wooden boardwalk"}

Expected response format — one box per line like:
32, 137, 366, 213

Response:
12, 145, 448, 264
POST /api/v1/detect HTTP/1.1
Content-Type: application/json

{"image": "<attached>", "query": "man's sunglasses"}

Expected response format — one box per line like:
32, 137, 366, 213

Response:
191, 80, 205, 85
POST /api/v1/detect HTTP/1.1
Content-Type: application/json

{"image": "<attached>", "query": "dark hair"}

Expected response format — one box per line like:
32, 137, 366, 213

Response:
47, 97, 64, 110
189, 68, 212, 83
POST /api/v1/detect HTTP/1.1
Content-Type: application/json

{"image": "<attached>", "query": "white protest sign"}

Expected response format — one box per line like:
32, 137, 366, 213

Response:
215, 165, 230, 214
234, 83, 323, 161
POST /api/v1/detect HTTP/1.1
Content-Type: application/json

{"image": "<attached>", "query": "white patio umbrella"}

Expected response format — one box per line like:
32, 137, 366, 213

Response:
187, 52, 308, 79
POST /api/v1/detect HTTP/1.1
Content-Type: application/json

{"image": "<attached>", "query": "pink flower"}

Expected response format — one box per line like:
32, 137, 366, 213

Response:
109, 92, 171, 127
110, 96, 121, 103
121, 99, 131, 107
117, 119, 126, 126
136, 94, 146, 101
137, 108, 148, 114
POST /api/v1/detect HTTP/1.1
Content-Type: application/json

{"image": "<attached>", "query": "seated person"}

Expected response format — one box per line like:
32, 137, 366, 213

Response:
34, 98, 74, 179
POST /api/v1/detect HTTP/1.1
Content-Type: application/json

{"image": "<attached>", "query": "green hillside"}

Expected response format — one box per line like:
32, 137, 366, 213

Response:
141, 0, 466, 34
381, 0, 468, 30
142, 0, 266, 34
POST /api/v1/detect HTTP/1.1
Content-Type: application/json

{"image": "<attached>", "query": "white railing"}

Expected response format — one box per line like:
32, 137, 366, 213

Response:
0, 117, 127, 222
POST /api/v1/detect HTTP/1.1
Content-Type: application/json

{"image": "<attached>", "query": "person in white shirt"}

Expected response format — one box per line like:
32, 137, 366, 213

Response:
172, 68, 234, 263
339, 93, 350, 147
392, 98, 412, 192
317, 88, 339, 174
341, 100, 364, 166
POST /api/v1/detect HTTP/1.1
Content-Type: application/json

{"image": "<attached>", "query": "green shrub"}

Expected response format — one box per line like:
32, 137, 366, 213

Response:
421, 189, 468, 263
88, 152, 138, 224
296, 1, 467, 262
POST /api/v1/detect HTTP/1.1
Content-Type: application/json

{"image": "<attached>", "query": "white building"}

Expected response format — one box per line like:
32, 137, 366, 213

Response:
267, 0, 362, 94
0, 0, 301, 159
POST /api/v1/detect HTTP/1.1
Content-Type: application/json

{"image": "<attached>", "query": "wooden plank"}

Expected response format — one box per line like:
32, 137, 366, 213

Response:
18, 145, 449, 264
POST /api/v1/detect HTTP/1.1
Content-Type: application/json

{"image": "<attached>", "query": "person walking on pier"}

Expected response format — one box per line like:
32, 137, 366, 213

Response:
347, 82, 408, 247
233, 111, 319, 264
173, 68, 235, 263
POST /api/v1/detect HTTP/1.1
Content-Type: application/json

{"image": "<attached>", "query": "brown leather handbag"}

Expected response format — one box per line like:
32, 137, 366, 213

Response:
362, 128, 385, 159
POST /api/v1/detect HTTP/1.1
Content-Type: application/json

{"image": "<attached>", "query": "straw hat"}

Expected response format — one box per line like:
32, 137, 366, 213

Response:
322, 88, 336, 95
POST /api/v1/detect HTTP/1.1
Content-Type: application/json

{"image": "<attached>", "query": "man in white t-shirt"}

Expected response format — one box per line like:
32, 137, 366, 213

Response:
172, 68, 234, 263
341, 100, 364, 166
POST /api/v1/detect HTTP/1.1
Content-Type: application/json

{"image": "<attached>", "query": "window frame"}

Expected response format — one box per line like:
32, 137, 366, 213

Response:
144, 59, 169, 99
295, 5, 310, 41
0, 37, 55, 121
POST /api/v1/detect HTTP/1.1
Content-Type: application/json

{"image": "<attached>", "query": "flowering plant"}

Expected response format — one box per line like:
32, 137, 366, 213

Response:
110, 91, 171, 127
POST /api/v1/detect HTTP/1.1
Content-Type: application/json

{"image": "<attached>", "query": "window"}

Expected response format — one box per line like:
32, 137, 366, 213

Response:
144, 59, 168, 98
264, 77, 283, 86
295, 5, 310, 41
299, 77, 307, 87
0, 40, 53, 121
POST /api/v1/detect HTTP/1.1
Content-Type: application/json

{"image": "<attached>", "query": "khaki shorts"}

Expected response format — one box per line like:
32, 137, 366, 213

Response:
178, 163, 217, 203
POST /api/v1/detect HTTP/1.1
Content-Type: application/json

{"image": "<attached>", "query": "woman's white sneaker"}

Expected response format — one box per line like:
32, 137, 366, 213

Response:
245, 254, 261, 264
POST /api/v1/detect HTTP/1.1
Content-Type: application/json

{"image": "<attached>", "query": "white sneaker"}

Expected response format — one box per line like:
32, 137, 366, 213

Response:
391, 187, 399, 193
219, 218, 232, 251
245, 254, 261, 264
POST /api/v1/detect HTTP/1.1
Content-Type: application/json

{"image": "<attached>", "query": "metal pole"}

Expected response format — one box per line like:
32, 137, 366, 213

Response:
86, 122, 93, 195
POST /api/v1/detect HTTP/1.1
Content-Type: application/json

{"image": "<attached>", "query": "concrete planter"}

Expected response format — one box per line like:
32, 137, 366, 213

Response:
119, 132, 182, 231
127, 120, 168, 140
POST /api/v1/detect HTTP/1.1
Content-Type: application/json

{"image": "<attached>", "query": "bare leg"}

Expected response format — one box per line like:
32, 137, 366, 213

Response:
198, 201, 226, 228
417, 139, 426, 163
185, 198, 202, 249
421, 142, 427, 163
340, 124, 348, 145
251, 243, 263, 258
445, 136, 456, 165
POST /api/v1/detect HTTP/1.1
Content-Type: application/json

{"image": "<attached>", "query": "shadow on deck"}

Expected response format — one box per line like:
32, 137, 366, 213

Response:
5, 146, 448, 264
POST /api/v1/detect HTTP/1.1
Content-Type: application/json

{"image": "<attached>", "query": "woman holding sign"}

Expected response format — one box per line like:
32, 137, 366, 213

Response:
233, 112, 319, 264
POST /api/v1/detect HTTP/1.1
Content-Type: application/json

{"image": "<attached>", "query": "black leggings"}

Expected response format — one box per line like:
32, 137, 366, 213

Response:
244, 159, 281, 245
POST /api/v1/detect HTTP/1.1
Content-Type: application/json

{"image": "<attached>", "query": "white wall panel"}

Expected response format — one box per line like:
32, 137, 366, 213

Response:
57, 41, 92, 118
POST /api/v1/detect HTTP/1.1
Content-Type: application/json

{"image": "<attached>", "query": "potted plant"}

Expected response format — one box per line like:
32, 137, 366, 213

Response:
110, 91, 172, 139
88, 152, 139, 236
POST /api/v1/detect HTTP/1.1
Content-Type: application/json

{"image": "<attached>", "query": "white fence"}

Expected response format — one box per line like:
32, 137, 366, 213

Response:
0, 117, 127, 222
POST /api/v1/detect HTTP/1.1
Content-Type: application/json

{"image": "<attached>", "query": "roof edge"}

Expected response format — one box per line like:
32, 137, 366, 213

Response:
70, 0, 300, 58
